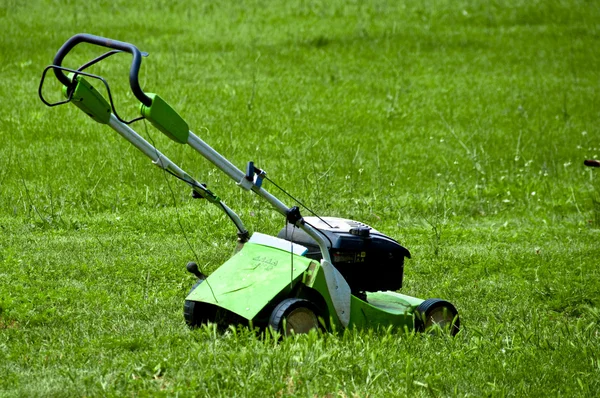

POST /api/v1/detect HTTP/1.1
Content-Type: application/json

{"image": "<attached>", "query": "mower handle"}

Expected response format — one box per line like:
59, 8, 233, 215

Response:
52, 33, 152, 107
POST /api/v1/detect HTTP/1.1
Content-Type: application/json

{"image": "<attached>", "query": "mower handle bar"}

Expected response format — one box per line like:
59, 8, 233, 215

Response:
52, 33, 152, 107
49, 34, 336, 265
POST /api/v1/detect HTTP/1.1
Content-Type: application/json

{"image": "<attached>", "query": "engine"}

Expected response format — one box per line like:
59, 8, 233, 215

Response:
277, 217, 410, 293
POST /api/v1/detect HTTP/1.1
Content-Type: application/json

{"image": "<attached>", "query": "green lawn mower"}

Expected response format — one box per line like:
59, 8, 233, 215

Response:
39, 33, 460, 336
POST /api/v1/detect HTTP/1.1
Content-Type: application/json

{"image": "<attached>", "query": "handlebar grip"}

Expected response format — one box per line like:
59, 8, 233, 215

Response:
52, 33, 152, 107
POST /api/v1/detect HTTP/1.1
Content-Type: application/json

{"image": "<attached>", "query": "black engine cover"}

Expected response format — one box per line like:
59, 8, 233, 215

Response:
277, 217, 410, 293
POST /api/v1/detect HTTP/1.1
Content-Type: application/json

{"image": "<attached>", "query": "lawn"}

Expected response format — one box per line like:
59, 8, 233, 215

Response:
1, 0, 600, 396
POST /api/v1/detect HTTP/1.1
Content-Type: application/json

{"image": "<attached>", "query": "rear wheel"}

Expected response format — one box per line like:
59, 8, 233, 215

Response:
415, 298, 460, 336
183, 280, 208, 328
269, 298, 320, 335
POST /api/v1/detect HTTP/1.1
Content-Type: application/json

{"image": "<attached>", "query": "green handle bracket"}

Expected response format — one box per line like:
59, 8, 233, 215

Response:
62, 74, 111, 124
140, 94, 189, 144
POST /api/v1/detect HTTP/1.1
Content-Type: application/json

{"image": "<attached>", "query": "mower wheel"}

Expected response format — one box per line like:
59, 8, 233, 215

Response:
183, 279, 207, 328
269, 298, 320, 335
415, 298, 460, 336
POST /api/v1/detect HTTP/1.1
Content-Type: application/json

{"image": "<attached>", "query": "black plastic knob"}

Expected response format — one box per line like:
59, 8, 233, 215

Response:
186, 262, 206, 280
350, 227, 371, 237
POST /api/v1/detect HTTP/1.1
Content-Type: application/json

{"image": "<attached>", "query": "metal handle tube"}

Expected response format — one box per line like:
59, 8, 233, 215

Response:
52, 33, 152, 106
186, 131, 332, 263
187, 132, 290, 212
107, 115, 248, 235
250, 183, 333, 264
187, 133, 247, 185
249, 185, 333, 265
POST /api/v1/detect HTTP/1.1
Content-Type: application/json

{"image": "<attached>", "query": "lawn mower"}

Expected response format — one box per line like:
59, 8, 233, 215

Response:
39, 33, 460, 336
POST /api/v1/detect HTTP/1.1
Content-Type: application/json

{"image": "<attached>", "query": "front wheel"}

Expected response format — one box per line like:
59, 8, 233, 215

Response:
414, 298, 460, 336
269, 298, 320, 335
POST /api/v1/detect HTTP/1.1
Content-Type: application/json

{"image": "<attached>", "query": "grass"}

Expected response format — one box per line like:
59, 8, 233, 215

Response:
1, 0, 600, 396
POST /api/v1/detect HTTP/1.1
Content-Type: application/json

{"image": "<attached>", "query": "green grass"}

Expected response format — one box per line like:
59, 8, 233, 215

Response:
1, 0, 600, 396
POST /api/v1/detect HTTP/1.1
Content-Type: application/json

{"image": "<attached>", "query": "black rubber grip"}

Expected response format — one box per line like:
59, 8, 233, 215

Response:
52, 33, 152, 106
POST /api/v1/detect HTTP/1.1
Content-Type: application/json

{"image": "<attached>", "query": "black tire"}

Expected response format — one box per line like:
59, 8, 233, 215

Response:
183, 279, 206, 328
414, 298, 460, 336
269, 298, 320, 335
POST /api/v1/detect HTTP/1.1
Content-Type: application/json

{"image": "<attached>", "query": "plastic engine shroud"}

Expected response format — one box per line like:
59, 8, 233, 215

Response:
277, 217, 410, 293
